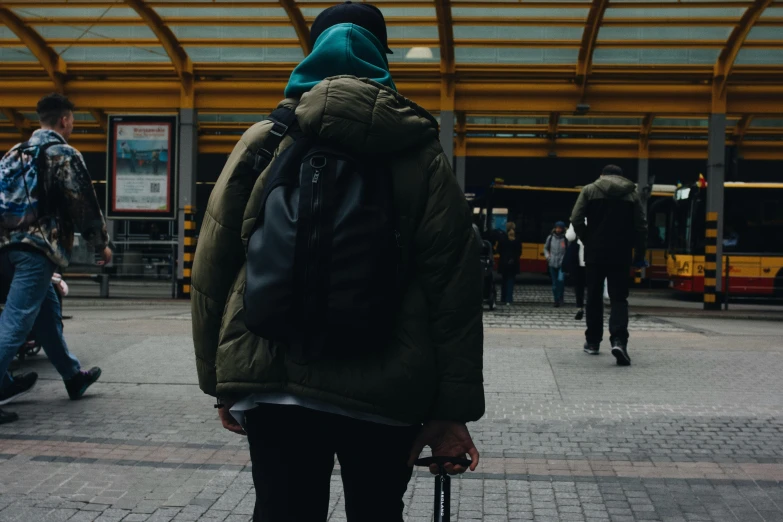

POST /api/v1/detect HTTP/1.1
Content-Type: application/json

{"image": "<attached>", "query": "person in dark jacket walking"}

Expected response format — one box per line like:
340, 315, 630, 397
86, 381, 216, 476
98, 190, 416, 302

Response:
544, 221, 568, 307
496, 222, 522, 304
570, 165, 647, 365
191, 3, 483, 520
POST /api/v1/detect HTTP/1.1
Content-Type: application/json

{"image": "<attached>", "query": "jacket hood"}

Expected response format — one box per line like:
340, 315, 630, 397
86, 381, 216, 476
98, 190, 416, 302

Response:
293, 76, 439, 155
594, 175, 637, 197
285, 23, 395, 99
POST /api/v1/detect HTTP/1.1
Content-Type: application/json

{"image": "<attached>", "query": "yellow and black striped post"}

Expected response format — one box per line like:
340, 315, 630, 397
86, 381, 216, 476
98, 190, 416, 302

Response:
703, 211, 720, 310
178, 205, 197, 299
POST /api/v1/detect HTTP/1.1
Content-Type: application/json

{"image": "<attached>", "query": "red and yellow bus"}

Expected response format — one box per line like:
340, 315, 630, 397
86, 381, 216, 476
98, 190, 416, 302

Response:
666, 182, 783, 295
473, 183, 675, 279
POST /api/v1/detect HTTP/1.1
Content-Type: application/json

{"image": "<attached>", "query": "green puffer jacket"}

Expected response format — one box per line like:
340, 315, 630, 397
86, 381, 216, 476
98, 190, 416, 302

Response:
191, 76, 484, 425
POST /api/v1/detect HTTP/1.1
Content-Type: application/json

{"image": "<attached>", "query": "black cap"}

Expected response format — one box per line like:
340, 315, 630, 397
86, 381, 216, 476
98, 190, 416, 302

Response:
310, 1, 393, 54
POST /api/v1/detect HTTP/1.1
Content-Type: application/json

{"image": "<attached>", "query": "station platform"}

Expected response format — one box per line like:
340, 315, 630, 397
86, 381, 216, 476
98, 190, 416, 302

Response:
0, 300, 781, 522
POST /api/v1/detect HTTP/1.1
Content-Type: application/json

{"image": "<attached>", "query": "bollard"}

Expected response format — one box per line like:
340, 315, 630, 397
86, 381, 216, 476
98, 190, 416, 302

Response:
179, 205, 197, 299
724, 256, 730, 311
99, 273, 109, 298
703, 212, 720, 310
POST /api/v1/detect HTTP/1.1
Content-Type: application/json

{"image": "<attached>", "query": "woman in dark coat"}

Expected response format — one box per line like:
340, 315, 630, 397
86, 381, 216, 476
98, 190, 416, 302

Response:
496, 222, 522, 304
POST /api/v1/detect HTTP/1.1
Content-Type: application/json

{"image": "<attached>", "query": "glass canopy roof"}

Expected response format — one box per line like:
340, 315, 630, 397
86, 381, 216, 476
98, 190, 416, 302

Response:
3, 1, 781, 64
2, 0, 783, 157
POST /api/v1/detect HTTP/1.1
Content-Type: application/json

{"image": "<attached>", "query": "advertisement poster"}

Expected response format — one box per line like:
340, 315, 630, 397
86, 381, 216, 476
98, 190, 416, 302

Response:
106, 115, 177, 220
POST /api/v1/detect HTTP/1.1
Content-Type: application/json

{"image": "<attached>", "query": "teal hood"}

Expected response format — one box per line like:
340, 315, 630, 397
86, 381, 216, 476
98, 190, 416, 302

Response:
285, 23, 396, 99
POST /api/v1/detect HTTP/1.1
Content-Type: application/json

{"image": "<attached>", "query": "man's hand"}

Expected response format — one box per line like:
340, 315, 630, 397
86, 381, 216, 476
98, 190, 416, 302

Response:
218, 400, 246, 436
408, 420, 479, 475
97, 247, 113, 266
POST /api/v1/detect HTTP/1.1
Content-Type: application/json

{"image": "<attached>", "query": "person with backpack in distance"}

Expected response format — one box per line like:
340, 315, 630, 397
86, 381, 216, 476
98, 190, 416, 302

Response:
190, 3, 483, 520
496, 221, 522, 305
545, 220, 568, 307
565, 221, 586, 320
570, 165, 648, 364
0, 94, 109, 416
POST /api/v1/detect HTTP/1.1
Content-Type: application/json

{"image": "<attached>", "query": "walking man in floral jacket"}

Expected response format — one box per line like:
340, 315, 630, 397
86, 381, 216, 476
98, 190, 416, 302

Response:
0, 93, 110, 419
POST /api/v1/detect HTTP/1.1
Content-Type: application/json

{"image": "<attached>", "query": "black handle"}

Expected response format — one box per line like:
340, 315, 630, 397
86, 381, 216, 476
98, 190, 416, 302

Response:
415, 457, 470, 522
414, 456, 472, 469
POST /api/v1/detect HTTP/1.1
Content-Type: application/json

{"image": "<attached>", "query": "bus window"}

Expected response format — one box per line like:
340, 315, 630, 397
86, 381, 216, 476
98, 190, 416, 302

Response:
647, 198, 672, 249
724, 192, 783, 254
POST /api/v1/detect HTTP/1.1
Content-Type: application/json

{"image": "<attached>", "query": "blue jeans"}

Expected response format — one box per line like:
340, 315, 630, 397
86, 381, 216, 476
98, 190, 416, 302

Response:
549, 266, 565, 303
0, 248, 80, 389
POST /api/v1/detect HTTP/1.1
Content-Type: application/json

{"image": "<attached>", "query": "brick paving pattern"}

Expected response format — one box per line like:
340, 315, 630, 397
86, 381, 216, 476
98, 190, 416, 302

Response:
0, 300, 781, 521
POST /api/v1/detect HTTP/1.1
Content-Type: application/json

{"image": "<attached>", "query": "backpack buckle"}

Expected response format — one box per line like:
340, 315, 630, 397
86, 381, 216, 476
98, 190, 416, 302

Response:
269, 120, 289, 138
253, 148, 273, 171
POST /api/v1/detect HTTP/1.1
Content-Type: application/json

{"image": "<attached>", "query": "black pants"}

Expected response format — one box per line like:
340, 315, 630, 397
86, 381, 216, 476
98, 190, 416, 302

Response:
500, 274, 515, 303
585, 263, 630, 346
245, 404, 420, 522
573, 266, 586, 309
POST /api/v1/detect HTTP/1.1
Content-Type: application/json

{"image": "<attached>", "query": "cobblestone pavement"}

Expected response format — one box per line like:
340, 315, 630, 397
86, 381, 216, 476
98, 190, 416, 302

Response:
483, 286, 685, 331
0, 301, 781, 521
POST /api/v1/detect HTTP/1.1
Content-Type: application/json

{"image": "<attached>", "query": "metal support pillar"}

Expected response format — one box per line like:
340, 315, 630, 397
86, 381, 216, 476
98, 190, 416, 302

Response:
455, 155, 466, 192
704, 113, 726, 310
637, 157, 649, 197
635, 147, 650, 282
439, 111, 455, 169
177, 108, 198, 298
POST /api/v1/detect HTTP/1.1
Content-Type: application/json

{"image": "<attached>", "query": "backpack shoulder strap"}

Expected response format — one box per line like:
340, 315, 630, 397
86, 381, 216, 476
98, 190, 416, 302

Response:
246, 107, 299, 175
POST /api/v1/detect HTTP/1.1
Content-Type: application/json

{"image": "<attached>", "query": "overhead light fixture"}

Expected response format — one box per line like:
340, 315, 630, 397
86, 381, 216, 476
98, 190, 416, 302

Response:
548, 151, 557, 159
575, 103, 590, 115
406, 47, 434, 60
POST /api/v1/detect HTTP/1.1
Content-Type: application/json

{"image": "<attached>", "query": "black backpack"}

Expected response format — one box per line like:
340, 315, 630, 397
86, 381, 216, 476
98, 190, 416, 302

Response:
243, 107, 400, 361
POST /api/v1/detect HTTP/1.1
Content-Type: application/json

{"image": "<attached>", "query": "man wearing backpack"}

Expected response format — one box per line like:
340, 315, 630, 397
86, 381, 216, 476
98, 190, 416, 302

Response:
570, 165, 648, 364
191, 2, 484, 520
0, 94, 109, 414
545, 221, 569, 307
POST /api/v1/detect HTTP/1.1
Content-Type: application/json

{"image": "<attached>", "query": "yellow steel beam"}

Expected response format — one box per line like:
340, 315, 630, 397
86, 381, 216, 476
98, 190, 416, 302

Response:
0, 109, 32, 139
435, 0, 455, 113
454, 17, 783, 27
455, 112, 467, 156
2, 38, 439, 48
732, 115, 754, 145
8, 38, 783, 50
89, 109, 108, 133
435, 1, 455, 74
125, 0, 194, 108
4, 79, 783, 116
713, 0, 774, 112
12, 61, 765, 84
4, 61, 783, 88
21, 16, 435, 27
24, 16, 783, 28
0, 7, 66, 92
1, 1, 761, 6
279, 0, 311, 56
548, 111, 559, 139
576, 0, 609, 98
199, 122, 757, 137
639, 113, 653, 157
4, 133, 781, 161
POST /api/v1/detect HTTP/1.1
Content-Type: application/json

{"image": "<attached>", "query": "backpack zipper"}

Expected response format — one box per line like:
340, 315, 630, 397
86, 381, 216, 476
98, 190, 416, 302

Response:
311, 167, 322, 254
304, 164, 323, 321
